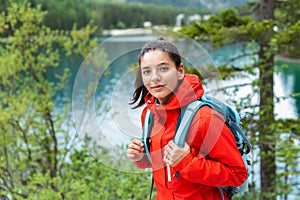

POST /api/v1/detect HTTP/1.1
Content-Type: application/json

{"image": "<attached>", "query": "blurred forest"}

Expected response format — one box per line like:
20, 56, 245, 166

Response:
0, 0, 299, 200
180, 0, 300, 199
0, 0, 210, 32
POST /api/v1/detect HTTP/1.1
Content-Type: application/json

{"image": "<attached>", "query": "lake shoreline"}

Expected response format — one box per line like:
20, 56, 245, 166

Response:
102, 28, 300, 65
275, 55, 300, 64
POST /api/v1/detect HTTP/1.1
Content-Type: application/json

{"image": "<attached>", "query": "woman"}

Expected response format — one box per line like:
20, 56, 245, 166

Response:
127, 38, 248, 200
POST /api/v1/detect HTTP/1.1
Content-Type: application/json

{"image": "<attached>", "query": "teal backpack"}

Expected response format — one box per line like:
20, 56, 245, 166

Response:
142, 93, 252, 199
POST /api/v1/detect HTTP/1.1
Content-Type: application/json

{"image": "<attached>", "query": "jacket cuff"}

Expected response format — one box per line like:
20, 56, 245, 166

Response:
134, 155, 151, 169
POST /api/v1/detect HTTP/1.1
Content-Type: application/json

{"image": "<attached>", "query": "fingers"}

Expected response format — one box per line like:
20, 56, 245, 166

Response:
163, 150, 173, 166
163, 149, 178, 166
164, 140, 179, 157
167, 140, 178, 149
127, 138, 190, 165
127, 139, 144, 162
163, 141, 190, 167
132, 138, 144, 146
128, 139, 144, 152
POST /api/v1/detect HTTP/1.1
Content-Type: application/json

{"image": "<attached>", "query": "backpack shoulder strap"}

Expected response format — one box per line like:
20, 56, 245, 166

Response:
202, 94, 252, 152
174, 99, 207, 147
142, 109, 153, 163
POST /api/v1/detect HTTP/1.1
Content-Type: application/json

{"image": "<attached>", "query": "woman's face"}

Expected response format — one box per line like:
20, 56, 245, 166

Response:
140, 50, 184, 104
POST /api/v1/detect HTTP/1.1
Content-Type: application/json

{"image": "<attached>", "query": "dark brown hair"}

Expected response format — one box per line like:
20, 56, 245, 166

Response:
129, 37, 182, 108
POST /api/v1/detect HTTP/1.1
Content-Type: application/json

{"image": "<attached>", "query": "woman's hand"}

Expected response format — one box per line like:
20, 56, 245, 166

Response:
163, 141, 190, 167
127, 139, 145, 162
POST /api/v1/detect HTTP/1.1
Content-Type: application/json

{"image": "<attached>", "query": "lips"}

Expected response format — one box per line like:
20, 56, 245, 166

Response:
151, 85, 164, 91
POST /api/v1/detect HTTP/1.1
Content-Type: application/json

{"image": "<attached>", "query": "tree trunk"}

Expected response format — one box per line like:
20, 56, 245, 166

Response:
258, 0, 276, 199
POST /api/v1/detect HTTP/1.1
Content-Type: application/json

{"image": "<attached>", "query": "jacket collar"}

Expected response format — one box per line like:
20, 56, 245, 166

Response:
144, 74, 204, 115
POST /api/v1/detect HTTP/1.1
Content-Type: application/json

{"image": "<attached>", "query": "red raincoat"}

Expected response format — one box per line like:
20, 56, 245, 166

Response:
135, 74, 248, 200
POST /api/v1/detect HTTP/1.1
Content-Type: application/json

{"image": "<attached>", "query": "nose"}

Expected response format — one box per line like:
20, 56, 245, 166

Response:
150, 69, 161, 82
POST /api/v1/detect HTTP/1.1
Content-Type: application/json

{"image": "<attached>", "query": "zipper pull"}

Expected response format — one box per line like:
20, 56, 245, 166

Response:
167, 164, 171, 182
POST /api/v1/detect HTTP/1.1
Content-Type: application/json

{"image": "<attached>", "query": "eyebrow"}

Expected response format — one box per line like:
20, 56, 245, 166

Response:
157, 62, 169, 67
141, 66, 150, 70
141, 62, 170, 69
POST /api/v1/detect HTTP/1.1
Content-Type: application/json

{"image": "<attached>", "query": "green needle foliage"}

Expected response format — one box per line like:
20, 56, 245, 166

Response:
180, 1, 300, 199
0, 1, 152, 199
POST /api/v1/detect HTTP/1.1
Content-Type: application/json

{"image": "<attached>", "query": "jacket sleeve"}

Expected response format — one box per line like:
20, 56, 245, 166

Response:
134, 154, 152, 169
174, 106, 248, 187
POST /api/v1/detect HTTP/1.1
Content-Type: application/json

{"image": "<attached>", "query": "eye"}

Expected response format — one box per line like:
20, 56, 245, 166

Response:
159, 66, 169, 72
142, 69, 151, 75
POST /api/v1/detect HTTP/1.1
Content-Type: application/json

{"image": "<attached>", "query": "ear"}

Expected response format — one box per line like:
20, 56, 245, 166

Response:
178, 63, 185, 80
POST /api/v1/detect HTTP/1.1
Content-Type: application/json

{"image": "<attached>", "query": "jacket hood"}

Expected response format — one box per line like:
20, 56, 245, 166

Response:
144, 74, 204, 112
